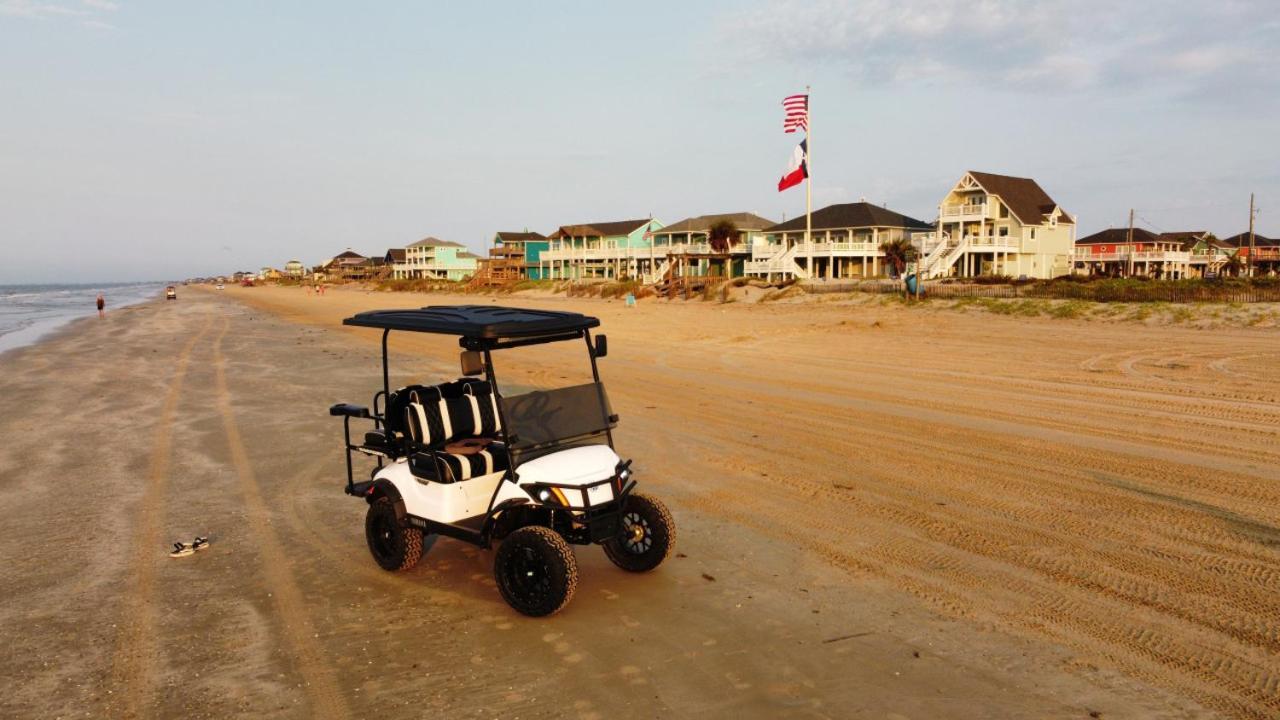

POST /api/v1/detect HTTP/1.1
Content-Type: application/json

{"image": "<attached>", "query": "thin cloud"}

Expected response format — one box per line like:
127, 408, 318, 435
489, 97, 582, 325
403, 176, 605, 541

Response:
715, 0, 1279, 96
0, 0, 89, 18
1, 0, 118, 26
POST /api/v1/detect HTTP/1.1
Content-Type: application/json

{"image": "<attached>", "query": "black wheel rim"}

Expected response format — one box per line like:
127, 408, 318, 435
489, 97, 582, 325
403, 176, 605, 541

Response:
370, 511, 398, 562
620, 512, 652, 555
504, 546, 552, 605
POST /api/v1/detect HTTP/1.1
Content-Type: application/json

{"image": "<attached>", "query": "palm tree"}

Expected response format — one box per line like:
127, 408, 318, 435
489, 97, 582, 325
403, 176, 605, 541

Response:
1222, 252, 1245, 278
707, 220, 738, 254
879, 238, 916, 278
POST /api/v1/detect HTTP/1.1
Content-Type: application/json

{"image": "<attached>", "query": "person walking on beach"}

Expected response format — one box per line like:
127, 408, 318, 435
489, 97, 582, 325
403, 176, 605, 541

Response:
96, 293, 105, 319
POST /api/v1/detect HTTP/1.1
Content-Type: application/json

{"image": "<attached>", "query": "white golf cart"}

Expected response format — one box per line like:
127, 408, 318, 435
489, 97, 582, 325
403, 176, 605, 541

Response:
330, 305, 674, 616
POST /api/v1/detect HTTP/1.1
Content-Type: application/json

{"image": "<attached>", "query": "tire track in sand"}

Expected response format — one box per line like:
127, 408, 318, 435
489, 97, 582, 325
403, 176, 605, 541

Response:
211, 319, 351, 720
108, 318, 211, 719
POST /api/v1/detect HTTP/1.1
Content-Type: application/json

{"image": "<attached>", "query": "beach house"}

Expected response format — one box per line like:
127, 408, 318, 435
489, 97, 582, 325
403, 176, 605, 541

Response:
391, 238, 479, 281
1074, 229, 1234, 278
483, 231, 552, 284
540, 219, 664, 281
284, 259, 305, 277
647, 212, 776, 280
323, 250, 371, 280
1222, 232, 1279, 276
748, 202, 931, 281
917, 172, 1076, 279
1074, 228, 1179, 277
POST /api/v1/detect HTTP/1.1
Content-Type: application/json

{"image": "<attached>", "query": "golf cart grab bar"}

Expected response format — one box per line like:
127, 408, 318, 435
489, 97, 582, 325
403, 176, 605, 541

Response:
330, 403, 371, 418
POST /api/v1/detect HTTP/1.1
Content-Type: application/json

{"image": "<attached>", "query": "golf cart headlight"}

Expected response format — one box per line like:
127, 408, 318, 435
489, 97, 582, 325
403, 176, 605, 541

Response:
528, 484, 567, 507
618, 468, 632, 482
615, 459, 633, 483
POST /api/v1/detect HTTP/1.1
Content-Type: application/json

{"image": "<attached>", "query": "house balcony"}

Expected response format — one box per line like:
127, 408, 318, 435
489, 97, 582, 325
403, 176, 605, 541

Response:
913, 233, 1019, 251
1074, 249, 1191, 263
940, 202, 990, 220
792, 241, 881, 256
489, 246, 524, 258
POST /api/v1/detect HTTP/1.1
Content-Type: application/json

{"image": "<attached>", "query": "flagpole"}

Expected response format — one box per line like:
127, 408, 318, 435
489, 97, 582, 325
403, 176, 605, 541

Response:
804, 85, 812, 279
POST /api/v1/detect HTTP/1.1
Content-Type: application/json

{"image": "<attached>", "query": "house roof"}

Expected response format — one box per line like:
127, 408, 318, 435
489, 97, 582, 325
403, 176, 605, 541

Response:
385, 248, 406, 263
333, 250, 365, 260
653, 212, 778, 235
766, 202, 931, 233
495, 231, 549, 244
1221, 232, 1279, 247
967, 171, 1066, 226
1157, 231, 1208, 243
1155, 231, 1223, 251
551, 219, 651, 239
457, 251, 480, 259
1075, 228, 1160, 245
407, 237, 465, 248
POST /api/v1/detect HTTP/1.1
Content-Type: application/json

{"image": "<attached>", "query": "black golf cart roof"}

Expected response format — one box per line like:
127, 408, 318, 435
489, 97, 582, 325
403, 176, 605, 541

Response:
343, 305, 600, 340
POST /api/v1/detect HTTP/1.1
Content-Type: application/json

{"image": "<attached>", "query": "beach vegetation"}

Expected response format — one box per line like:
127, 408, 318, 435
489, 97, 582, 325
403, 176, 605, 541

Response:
707, 220, 738, 254
878, 238, 916, 276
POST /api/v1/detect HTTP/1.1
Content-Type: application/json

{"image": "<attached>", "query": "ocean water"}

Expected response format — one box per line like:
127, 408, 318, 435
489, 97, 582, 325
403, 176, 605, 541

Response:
0, 282, 168, 354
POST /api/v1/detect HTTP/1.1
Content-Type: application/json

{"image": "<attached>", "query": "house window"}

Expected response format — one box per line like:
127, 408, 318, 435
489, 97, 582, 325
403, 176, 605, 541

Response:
999, 204, 1009, 219
999, 226, 1009, 237
1030, 229, 1037, 240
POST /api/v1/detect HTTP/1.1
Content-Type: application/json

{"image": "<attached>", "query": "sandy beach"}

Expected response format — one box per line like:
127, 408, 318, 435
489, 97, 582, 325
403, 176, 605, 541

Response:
1, 286, 1277, 719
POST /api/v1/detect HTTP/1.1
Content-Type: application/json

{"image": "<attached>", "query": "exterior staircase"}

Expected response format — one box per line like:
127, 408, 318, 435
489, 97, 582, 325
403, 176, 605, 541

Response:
745, 244, 810, 280
917, 233, 969, 278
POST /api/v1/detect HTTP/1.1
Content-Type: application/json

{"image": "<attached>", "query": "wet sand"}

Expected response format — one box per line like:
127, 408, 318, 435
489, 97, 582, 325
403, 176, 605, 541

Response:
1, 286, 1276, 719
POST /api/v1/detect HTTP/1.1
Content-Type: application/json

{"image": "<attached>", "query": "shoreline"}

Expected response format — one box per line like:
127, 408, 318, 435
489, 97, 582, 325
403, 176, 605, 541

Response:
0, 284, 168, 358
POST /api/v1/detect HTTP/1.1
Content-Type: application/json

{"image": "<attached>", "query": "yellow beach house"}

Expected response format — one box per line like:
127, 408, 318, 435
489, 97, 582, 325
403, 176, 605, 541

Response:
916, 171, 1076, 279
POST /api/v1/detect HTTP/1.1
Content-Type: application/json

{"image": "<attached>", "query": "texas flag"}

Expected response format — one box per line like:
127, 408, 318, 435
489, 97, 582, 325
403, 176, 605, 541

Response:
778, 139, 807, 192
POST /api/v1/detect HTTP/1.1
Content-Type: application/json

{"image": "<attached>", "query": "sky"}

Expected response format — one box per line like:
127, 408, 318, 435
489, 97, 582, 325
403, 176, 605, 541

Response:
1, 0, 1278, 283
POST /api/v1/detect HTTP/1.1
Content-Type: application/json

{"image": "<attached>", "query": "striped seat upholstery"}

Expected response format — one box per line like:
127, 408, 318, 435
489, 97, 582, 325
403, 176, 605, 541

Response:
434, 444, 509, 483
407, 443, 509, 484
403, 383, 503, 448
402, 380, 508, 483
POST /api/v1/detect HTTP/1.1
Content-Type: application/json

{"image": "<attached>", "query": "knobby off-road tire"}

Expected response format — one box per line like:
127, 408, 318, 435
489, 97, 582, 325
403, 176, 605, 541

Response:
494, 526, 579, 617
603, 492, 675, 572
365, 496, 424, 572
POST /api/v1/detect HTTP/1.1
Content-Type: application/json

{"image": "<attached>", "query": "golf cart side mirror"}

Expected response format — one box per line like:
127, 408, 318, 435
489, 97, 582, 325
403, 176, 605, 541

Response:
460, 350, 484, 377
594, 334, 608, 358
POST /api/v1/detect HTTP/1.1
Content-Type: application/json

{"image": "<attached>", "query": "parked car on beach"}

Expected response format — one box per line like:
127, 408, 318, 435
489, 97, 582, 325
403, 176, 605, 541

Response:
165, 286, 177, 300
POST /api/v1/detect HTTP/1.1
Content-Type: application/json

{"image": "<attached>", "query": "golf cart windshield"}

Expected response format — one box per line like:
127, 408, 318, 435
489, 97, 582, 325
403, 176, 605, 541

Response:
501, 382, 614, 452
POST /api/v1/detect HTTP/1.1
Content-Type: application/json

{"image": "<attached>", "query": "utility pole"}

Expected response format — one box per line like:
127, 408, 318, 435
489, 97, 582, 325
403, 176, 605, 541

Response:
1126, 208, 1135, 278
1248, 193, 1256, 278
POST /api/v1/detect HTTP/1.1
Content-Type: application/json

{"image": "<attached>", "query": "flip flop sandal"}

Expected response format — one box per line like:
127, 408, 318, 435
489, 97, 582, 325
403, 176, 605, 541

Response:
169, 542, 195, 558
192, 536, 210, 551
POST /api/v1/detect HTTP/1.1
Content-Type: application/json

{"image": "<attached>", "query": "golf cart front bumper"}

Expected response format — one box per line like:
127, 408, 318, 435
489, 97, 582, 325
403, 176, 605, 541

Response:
527, 472, 637, 544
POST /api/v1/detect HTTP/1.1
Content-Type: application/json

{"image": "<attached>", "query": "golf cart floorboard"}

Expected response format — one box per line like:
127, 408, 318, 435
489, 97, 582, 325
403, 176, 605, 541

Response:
447, 515, 487, 535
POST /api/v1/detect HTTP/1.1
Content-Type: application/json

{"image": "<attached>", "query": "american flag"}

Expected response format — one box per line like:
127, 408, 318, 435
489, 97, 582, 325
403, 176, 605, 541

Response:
782, 93, 808, 133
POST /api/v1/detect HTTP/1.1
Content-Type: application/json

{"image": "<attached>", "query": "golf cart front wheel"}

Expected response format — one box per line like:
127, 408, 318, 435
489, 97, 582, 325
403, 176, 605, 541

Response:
365, 496, 424, 572
603, 492, 675, 573
494, 526, 579, 617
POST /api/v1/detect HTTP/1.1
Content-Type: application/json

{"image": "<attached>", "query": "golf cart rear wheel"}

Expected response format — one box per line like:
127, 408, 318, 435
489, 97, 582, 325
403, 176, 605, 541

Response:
603, 492, 674, 573
365, 496, 423, 572
494, 526, 578, 617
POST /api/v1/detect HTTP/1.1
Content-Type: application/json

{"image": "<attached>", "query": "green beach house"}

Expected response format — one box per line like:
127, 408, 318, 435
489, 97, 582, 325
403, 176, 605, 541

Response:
541, 218, 664, 280
392, 238, 479, 281
489, 231, 552, 281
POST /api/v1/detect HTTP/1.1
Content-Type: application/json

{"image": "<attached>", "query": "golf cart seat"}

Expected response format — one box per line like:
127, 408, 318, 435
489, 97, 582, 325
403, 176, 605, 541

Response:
401, 380, 509, 483
408, 443, 510, 484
